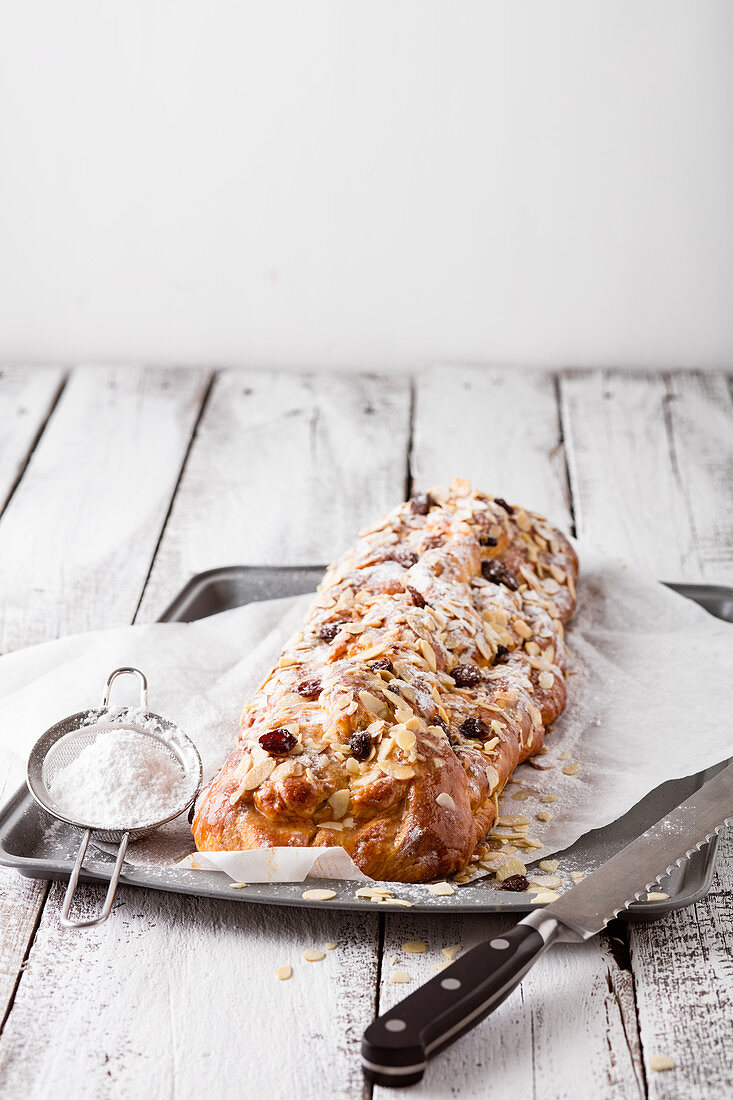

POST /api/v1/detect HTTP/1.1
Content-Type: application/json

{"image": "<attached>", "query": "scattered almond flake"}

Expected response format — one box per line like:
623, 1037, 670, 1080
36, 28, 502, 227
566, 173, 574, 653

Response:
345, 758, 360, 776
495, 858, 527, 881
390, 970, 412, 984
302, 949, 326, 962
442, 944, 462, 961
570, 871, 585, 884
427, 881, 455, 896
528, 874, 562, 889
531, 889, 561, 904
557, 751, 570, 761
436, 792, 456, 811
538, 671, 554, 690
302, 889, 337, 901
390, 955, 397, 965
540, 794, 558, 804
646, 892, 670, 902
434, 961, 451, 972
355, 886, 392, 899
325, 942, 337, 950
536, 811, 553, 822
520, 837, 543, 849
649, 1054, 675, 1072
274, 965, 293, 981
229, 882, 248, 889
514, 619, 532, 640
497, 814, 529, 827
562, 763, 580, 776
539, 859, 560, 873
382, 898, 414, 908
402, 941, 427, 954
358, 690, 390, 719
318, 820, 344, 831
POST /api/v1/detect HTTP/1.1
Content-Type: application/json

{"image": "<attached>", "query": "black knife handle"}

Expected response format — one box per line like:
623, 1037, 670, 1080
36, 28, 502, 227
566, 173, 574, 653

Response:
361, 914, 558, 1088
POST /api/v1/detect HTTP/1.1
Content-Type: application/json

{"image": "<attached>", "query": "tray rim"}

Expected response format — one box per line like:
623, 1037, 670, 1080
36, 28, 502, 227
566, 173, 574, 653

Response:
0, 569, 729, 918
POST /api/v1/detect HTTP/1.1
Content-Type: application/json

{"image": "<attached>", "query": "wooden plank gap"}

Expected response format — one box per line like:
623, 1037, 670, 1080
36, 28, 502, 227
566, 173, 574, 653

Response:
0, 880, 49, 1041
552, 371, 578, 539
0, 369, 68, 522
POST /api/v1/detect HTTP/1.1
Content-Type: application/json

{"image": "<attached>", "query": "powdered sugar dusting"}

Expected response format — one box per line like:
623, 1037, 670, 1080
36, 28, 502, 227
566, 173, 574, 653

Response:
50, 730, 187, 828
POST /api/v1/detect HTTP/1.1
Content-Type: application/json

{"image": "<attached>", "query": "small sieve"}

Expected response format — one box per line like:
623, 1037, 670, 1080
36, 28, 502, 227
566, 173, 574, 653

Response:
27, 667, 202, 929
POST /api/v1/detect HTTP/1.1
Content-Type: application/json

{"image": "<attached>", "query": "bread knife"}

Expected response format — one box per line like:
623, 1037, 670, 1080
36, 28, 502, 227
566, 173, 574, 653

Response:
362, 760, 733, 1087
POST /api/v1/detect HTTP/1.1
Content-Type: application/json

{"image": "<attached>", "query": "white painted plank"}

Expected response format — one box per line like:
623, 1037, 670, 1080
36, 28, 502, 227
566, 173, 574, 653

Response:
138, 368, 413, 619
0, 882, 378, 1100
560, 369, 733, 584
0, 365, 209, 1038
561, 368, 733, 1100
0, 366, 66, 515
387, 366, 643, 1099
374, 912, 642, 1100
3, 369, 412, 1100
0, 365, 211, 653
412, 365, 572, 529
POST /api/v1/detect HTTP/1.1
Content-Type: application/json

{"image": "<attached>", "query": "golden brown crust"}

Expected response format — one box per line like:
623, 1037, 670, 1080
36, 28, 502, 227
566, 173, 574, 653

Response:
192, 479, 578, 882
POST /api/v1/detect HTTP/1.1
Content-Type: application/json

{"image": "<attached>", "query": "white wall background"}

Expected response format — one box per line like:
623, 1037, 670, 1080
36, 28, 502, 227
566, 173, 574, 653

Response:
0, 1, 731, 371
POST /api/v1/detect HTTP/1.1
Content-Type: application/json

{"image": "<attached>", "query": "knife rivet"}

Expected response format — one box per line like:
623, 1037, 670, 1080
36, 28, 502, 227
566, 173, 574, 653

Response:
441, 978, 461, 991
490, 938, 510, 950
385, 1019, 407, 1032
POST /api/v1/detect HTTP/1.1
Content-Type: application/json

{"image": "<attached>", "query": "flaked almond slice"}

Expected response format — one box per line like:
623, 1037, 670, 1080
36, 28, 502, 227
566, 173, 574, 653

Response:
302, 888, 337, 901
495, 858, 527, 881
388, 763, 416, 780
540, 793, 558, 804
417, 639, 437, 672
390, 970, 412, 984
427, 881, 455, 896
325, 942, 337, 950
557, 751, 570, 761
358, 690, 390, 719
646, 891, 670, 902
562, 762, 580, 776
328, 788, 351, 819
528, 874, 562, 889
483, 737, 500, 753
527, 703, 543, 728
436, 792, 456, 811
303, 949, 326, 962
238, 756, 277, 792
402, 941, 427, 954
229, 882, 248, 889
648, 1054, 675, 1072
570, 871, 585, 883
441, 944, 462, 961
382, 898, 413, 908
538, 671, 555, 690
274, 965, 292, 981
345, 757, 360, 776
355, 886, 392, 898
539, 859, 560, 872
434, 961, 451, 972
497, 814, 530, 827
394, 727, 417, 752
514, 619, 533, 640
318, 820, 344, 831
531, 889, 561, 904
536, 811, 553, 822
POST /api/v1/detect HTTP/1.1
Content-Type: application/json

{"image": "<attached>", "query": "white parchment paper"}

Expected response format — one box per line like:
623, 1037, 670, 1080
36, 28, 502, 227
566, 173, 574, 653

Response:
0, 553, 731, 882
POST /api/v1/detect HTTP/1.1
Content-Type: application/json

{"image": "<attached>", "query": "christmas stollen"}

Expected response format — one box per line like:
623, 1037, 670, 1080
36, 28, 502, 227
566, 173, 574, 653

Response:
192, 480, 578, 882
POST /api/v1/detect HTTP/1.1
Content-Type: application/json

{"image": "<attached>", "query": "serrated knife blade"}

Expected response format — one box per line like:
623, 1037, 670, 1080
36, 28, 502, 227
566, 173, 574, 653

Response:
546, 759, 733, 939
362, 760, 733, 1087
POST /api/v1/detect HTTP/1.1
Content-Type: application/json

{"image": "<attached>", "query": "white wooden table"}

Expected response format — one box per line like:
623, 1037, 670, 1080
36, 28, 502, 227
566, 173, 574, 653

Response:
0, 364, 730, 1099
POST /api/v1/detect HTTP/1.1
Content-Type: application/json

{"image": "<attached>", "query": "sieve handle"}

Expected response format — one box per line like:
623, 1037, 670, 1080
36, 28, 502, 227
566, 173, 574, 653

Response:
103, 667, 148, 709
60, 829, 130, 929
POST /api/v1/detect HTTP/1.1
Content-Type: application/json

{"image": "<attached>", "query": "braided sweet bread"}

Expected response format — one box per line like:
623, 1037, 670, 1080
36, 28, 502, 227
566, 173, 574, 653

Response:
192, 480, 577, 882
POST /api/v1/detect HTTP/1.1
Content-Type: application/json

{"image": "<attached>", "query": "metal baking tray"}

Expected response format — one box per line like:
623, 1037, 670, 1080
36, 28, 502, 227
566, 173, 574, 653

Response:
0, 569, 729, 918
